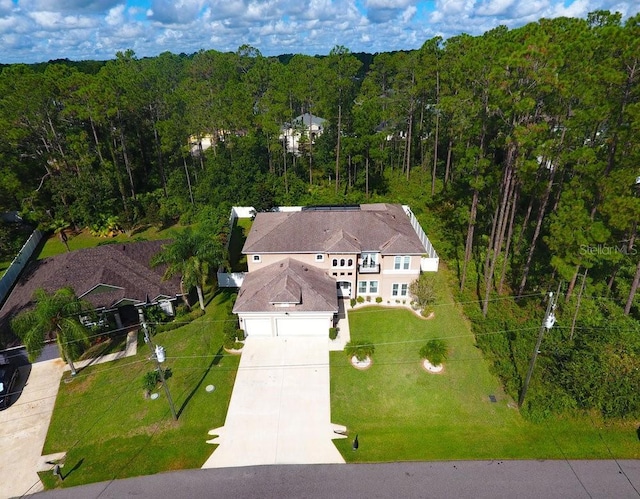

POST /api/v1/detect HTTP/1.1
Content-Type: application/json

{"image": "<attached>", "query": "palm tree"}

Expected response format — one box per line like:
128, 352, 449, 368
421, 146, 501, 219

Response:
11, 287, 91, 375
419, 339, 448, 367
151, 227, 226, 311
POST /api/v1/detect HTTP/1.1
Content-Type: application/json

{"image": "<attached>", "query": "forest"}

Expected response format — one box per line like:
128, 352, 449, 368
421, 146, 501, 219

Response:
0, 10, 639, 421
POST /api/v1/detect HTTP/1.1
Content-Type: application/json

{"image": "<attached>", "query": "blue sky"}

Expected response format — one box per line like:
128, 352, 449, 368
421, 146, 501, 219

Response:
0, 0, 638, 63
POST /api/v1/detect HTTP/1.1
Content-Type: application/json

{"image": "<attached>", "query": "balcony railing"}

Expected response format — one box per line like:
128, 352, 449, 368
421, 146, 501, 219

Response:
359, 263, 380, 274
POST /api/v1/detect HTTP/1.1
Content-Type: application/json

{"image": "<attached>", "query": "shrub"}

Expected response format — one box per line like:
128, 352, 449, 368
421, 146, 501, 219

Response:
350, 298, 357, 308
356, 296, 365, 303
155, 308, 204, 333
410, 273, 437, 310
345, 340, 375, 362
329, 327, 338, 340
142, 367, 172, 392
223, 336, 244, 350
375, 296, 382, 303
419, 339, 448, 366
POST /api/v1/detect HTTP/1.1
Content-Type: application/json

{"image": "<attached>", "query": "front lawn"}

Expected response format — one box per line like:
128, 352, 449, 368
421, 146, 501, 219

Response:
41, 291, 240, 490
330, 272, 640, 461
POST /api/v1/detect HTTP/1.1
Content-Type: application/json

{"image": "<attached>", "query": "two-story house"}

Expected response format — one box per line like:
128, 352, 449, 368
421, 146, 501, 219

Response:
232, 203, 438, 338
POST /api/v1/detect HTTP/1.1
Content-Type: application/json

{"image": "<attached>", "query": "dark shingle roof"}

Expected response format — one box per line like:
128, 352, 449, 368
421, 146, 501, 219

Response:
233, 258, 338, 313
0, 240, 181, 329
243, 203, 425, 255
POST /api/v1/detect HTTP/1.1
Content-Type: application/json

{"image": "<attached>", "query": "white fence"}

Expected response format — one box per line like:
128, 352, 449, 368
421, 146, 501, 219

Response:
0, 229, 43, 306
402, 206, 439, 272
217, 271, 245, 288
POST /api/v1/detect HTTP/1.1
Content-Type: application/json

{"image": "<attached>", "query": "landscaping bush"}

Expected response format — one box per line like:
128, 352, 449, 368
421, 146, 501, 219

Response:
375, 296, 382, 303
142, 367, 172, 393
350, 298, 357, 308
155, 308, 204, 333
329, 327, 338, 340
345, 340, 375, 361
419, 339, 448, 366
356, 296, 365, 304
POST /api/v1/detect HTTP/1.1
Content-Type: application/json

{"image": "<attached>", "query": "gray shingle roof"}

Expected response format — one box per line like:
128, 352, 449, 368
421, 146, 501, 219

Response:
233, 258, 338, 313
243, 203, 425, 255
0, 240, 181, 329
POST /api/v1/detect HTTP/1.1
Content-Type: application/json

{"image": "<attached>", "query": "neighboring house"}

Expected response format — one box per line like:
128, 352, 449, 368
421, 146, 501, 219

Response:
233, 203, 438, 338
0, 240, 183, 340
280, 113, 326, 156
189, 130, 248, 156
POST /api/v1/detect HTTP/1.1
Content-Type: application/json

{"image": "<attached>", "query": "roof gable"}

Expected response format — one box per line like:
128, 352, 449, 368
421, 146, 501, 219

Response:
233, 258, 338, 313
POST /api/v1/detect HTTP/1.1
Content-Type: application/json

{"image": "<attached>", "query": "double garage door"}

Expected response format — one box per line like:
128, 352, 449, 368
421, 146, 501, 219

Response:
243, 316, 329, 337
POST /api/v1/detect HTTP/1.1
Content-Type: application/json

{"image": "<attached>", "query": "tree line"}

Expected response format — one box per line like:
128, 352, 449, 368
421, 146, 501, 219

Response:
1, 10, 639, 418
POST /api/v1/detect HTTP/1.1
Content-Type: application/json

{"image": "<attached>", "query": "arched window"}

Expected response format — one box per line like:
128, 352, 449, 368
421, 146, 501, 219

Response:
340, 258, 345, 267
348, 258, 353, 267
332, 259, 338, 267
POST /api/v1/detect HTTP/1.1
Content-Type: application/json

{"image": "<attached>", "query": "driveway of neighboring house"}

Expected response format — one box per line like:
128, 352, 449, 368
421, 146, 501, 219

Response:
202, 336, 346, 468
0, 358, 65, 498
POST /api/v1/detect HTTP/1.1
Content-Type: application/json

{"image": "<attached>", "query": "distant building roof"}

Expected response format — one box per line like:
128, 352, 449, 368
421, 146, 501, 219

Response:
243, 203, 426, 255
287, 113, 326, 128
233, 258, 338, 314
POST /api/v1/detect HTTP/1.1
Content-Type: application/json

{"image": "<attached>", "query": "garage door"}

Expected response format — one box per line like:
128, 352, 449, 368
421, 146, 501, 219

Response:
243, 318, 273, 337
275, 317, 327, 337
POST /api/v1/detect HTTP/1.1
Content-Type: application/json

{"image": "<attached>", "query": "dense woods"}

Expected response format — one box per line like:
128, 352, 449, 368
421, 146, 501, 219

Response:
1, 11, 639, 420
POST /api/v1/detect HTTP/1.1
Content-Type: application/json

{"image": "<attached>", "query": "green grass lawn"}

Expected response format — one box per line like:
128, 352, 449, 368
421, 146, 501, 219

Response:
40, 291, 240, 490
228, 218, 252, 272
330, 271, 640, 461
37, 224, 182, 260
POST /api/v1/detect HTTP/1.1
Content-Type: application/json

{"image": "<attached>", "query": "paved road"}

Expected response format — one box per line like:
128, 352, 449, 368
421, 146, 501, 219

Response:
31, 460, 640, 499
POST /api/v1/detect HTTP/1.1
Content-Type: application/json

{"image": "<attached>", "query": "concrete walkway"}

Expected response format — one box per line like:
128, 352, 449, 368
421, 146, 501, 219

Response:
202, 337, 346, 468
329, 298, 351, 351
64, 330, 138, 372
0, 358, 66, 498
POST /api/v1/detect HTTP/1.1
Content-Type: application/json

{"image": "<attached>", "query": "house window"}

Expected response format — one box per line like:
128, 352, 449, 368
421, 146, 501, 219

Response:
253, 255, 261, 263
361, 252, 378, 268
394, 256, 411, 270
392, 283, 409, 297
359, 280, 379, 294
315, 254, 324, 262
333, 257, 354, 268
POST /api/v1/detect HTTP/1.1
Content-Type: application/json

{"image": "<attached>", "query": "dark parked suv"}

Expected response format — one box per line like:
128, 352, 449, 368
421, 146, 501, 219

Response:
0, 361, 19, 409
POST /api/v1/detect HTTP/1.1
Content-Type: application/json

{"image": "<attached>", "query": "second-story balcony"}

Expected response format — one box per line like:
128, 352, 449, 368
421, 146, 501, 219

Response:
359, 262, 380, 274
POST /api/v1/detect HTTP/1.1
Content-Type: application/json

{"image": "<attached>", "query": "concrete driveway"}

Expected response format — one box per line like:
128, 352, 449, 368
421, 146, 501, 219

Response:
0, 358, 65, 498
202, 337, 346, 468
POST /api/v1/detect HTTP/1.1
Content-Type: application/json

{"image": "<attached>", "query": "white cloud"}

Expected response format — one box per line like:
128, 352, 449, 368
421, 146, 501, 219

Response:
0, 0, 638, 64
20, 0, 121, 13
476, 0, 516, 17
105, 4, 125, 25
148, 0, 205, 24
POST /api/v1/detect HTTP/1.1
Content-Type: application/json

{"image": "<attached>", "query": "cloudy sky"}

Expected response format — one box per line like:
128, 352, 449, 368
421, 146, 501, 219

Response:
0, 0, 638, 63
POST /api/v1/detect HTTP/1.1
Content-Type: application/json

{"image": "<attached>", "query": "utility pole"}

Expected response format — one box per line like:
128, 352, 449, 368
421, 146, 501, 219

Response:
141, 314, 177, 420
518, 287, 559, 408
570, 269, 588, 341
